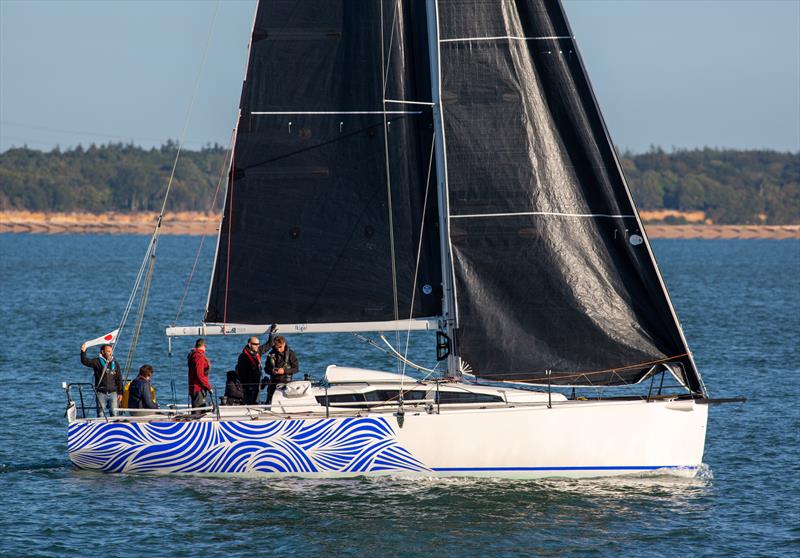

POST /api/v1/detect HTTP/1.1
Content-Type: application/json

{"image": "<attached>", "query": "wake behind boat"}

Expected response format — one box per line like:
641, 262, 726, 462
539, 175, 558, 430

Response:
65, 0, 732, 478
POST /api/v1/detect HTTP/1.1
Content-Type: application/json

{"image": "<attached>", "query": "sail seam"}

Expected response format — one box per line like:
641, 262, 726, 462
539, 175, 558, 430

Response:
440, 35, 572, 43
450, 211, 636, 219
250, 111, 421, 115
384, 99, 435, 106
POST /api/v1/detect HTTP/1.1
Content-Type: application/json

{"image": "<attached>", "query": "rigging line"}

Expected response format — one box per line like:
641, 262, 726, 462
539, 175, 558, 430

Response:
495, 353, 691, 384
382, 0, 401, 96
351, 332, 400, 362
158, 0, 220, 219
400, 133, 436, 383
114, 0, 220, 377
223, 148, 235, 328
172, 131, 233, 326
379, 0, 402, 376
114, 226, 158, 349
123, 241, 159, 381
203, 0, 259, 324
450, 211, 637, 219
380, 335, 436, 374
100, 226, 157, 388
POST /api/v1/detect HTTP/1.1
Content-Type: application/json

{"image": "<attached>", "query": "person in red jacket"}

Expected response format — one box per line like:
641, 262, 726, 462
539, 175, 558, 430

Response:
188, 338, 212, 411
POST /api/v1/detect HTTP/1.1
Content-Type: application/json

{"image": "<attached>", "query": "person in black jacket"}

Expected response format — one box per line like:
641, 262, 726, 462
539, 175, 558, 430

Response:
236, 336, 265, 404
264, 335, 299, 405
128, 364, 158, 413
80, 342, 123, 417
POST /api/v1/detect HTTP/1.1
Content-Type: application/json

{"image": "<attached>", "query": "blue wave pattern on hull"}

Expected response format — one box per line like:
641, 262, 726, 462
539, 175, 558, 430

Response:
67, 417, 429, 474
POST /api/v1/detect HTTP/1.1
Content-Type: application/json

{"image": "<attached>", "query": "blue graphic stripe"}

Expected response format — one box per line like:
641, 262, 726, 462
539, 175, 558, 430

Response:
431, 465, 696, 472
67, 417, 430, 475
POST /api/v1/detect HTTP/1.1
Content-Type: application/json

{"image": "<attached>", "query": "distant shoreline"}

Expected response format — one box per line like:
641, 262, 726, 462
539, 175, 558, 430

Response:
1, 211, 798, 239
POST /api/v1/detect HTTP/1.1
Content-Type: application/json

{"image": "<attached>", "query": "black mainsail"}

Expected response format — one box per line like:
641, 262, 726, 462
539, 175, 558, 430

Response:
201, 0, 704, 394
205, 0, 441, 326
434, 0, 703, 392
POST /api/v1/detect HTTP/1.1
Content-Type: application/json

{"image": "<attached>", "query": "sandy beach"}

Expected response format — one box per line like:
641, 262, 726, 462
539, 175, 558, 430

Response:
0, 211, 797, 239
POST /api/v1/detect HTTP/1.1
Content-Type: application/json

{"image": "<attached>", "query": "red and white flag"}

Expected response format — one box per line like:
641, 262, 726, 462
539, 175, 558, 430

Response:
84, 329, 119, 349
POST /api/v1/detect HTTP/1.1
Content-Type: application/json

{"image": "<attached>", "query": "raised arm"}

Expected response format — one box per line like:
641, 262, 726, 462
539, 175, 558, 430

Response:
259, 324, 278, 356
80, 344, 93, 368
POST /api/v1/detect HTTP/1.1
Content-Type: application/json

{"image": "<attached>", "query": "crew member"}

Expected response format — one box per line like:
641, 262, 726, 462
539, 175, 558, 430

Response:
188, 338, 212, 411
128, 364, 158, 412
264, 335, 299, 405
80, 342, 123, 417
236, 336, 263, 404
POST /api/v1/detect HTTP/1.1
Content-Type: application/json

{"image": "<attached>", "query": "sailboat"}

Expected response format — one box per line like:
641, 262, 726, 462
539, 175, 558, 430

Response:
65, 0, 719, 478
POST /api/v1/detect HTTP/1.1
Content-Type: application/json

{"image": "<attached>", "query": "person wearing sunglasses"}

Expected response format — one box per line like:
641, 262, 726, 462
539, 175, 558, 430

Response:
237, 336, 265, 405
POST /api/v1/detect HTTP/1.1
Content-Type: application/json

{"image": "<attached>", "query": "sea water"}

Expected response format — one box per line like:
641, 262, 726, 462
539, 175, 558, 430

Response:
0, 234, 797, 557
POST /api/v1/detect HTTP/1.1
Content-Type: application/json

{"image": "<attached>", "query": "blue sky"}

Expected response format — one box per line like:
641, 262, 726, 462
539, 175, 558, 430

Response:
1, 0, 798, 153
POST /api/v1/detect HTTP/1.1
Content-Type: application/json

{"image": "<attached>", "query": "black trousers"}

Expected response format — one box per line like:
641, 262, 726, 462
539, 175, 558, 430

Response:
191, 390, 209, 414
242, 385, 260, 405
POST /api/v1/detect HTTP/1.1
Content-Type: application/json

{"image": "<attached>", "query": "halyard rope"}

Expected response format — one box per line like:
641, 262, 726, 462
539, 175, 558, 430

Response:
400, 133, 436, 395
379, 0, 402, 376
172, 129, 233, 325
115, 1, 220, 382
470, 353, 691, 385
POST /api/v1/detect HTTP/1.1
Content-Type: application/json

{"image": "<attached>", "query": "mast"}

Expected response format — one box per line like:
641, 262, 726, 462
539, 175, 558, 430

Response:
426, 0, 459, 378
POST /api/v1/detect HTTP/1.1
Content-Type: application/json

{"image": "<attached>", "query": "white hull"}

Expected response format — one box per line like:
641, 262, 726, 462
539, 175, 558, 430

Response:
395, 398, 707, 478
67, 397, 707, 479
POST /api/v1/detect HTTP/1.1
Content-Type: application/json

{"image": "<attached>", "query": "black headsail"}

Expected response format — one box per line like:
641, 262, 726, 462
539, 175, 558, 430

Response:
435, 0, 704, 392
205, 1, 441, 326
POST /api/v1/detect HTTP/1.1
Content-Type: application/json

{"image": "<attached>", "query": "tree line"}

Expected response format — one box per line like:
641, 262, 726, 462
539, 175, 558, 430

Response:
1, 143, 797, 224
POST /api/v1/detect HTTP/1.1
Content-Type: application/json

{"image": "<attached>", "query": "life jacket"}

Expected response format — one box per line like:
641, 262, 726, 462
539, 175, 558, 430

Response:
121, 380, 157, 408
